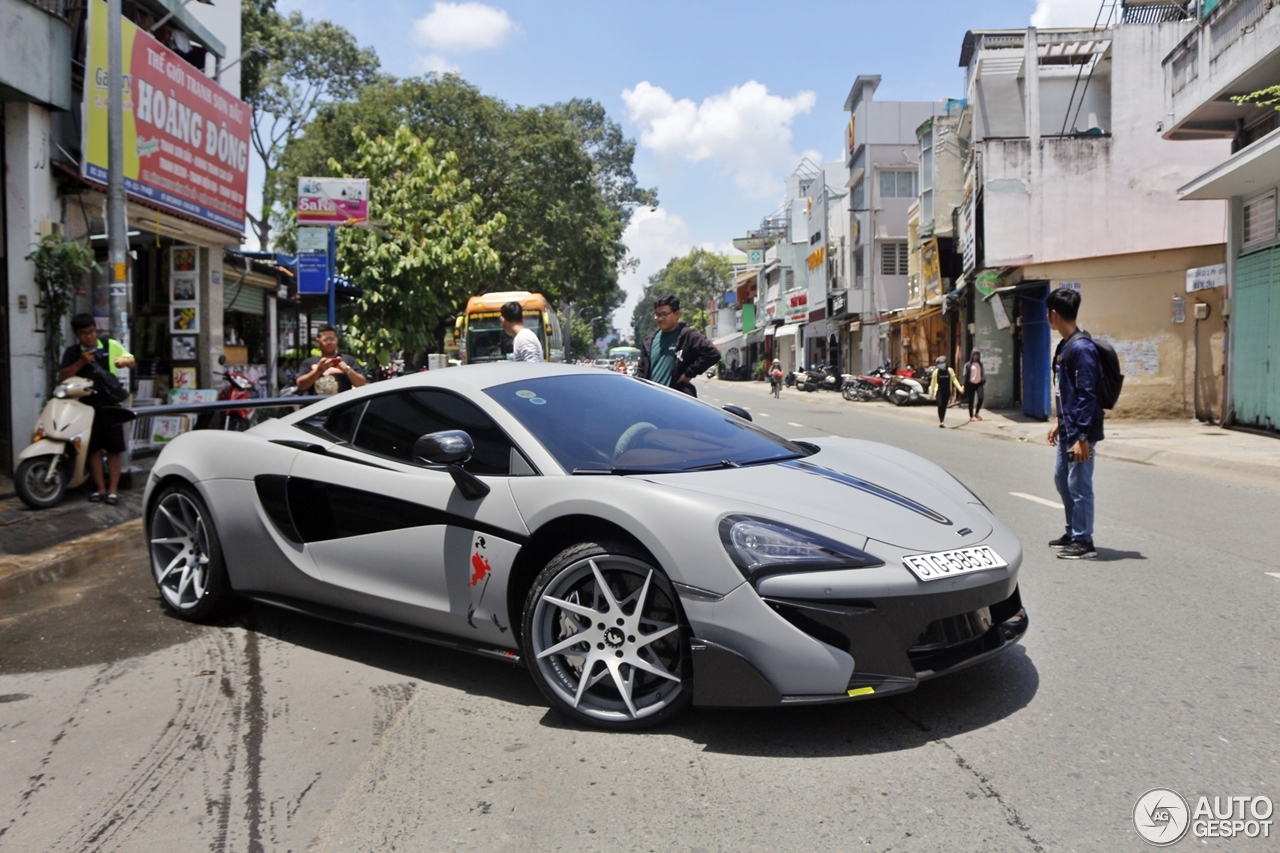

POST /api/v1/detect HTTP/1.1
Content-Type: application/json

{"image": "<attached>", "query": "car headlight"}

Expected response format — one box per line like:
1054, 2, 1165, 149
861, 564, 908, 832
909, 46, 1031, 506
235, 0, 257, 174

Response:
718, 515, 883, 582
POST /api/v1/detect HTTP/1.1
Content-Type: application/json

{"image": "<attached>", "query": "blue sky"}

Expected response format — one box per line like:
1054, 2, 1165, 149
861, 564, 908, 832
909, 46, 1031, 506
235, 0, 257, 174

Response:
275, 0, 1101, 324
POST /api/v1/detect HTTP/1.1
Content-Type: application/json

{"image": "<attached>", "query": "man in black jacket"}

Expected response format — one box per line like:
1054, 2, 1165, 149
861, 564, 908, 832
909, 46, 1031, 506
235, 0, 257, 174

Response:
635, 295, 720, 397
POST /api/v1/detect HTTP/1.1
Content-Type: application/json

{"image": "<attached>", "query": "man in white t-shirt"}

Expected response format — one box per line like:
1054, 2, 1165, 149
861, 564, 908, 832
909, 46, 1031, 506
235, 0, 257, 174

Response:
501, 301, 544, 363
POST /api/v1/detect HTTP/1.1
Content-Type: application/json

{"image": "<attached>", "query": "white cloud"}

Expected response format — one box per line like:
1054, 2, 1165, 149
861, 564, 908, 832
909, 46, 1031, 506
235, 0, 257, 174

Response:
622, 80, 817, 199
415, 53, 461, 74
615, 207, 693, 331
613, 207, 747, 333
413, 2, 515, 53
1031, 0, 1107, 27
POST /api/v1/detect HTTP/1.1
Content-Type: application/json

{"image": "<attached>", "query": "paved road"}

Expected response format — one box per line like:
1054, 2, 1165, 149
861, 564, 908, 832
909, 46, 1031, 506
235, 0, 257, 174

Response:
1, 381, 1277, 852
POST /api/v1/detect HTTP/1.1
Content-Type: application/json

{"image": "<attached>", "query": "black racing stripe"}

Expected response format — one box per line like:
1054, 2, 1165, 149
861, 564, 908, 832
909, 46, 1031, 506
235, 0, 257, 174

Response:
254, 475, 527, 545
778, 460, 952, 525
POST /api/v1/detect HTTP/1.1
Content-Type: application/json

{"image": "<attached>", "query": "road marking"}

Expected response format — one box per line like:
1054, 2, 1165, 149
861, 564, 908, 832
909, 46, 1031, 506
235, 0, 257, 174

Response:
1010, 492, 1065, 509
787, 422, 804, 427
758, 412, 770, 417
1266, 573, 1280, 580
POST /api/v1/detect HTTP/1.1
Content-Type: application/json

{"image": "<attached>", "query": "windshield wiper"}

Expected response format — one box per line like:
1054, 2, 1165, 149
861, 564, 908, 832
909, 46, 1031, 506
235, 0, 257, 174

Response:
572, 466, 670, 475
683, 459, 742, 471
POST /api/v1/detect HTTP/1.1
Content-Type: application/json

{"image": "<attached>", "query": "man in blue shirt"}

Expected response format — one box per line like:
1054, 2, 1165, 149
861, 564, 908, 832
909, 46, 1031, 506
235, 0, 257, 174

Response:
635, 295, 720, 397
1045, 288, 1104, 560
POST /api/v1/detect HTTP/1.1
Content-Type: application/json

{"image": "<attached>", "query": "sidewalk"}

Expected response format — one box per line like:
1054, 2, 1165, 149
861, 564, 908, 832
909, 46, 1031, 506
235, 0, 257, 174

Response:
702, 377, 1280, 489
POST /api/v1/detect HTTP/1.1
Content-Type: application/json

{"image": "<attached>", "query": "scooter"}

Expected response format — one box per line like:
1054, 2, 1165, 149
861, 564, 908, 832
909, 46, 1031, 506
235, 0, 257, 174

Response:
886, 366, 928, 406
13, 376, 136, 509
195, 366, 258, 431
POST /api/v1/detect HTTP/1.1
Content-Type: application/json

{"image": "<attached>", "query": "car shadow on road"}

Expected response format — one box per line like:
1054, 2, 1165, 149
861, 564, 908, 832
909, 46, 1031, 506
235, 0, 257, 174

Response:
225, 599, 1038, 755
232, 600, 547, 710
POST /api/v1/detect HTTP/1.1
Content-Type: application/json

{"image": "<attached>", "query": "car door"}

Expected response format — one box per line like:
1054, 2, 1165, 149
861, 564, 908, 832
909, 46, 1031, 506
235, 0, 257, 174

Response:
287, 388, 531, 646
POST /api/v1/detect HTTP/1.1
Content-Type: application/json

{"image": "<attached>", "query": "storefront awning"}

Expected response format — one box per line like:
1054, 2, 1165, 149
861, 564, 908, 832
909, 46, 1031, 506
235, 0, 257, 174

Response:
889, 305, 942, 325
771, 323, 801, 338
713, 332, 745, 350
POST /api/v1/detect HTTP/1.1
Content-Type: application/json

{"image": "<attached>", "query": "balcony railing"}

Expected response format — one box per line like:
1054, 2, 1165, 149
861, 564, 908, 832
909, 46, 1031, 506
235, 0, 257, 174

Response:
1208, 0, 1271, 61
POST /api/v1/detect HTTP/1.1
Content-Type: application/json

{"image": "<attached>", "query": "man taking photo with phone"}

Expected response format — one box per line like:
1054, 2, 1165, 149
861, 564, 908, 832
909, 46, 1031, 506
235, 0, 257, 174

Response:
297, 324, 367, 395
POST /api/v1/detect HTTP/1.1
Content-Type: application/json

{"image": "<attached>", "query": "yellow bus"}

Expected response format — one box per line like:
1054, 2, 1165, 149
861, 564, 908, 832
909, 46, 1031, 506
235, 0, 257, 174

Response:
461, 291, 564, 364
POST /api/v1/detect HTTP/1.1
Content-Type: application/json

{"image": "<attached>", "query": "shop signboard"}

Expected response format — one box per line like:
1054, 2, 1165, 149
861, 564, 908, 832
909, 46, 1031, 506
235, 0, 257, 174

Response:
297, 178, 370, 225
83, 1, 251, 234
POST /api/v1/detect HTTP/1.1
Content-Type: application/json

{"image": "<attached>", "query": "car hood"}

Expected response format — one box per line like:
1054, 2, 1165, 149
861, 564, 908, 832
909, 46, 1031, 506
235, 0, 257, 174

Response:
640, 439, 992, 551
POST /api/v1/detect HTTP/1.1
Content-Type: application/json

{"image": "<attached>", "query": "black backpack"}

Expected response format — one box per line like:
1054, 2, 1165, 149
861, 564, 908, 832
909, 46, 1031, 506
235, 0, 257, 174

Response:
85, 339, 131, 405
1066, 330, 1124, 410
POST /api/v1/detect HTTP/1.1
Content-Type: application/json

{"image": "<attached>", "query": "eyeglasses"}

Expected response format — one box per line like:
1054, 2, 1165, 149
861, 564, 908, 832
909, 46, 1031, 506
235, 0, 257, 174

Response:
653, 311, 675, 319
316, 336, 338, 343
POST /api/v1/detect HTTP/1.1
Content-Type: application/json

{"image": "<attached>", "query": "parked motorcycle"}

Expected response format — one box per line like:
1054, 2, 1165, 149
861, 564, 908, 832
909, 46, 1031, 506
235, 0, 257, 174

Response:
195, 364, 259, 431
886, 366, 928, 406
844, 364, 891, 401
13, 376, 136, 509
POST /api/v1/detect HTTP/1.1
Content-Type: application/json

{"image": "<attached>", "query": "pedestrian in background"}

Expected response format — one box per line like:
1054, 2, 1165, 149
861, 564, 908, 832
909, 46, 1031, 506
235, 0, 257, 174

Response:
1046, 288, 1103, 560
965, 349, 986, 422
297, 324, 367, 395
635, 295, 720, 397
928, 355, 960, 428
501, 301, 544, 363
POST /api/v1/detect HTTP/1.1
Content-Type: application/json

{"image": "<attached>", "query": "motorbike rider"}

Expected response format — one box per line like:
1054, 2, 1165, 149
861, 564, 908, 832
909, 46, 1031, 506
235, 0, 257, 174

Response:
58, 314, 135, 504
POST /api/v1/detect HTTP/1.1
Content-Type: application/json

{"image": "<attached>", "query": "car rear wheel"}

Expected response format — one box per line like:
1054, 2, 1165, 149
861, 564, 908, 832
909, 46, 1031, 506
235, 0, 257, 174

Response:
148, 484, 232, 621
523, 541, 690, 729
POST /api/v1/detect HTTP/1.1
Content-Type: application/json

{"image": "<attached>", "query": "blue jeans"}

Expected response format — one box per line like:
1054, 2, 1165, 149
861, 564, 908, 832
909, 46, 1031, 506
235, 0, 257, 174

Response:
1054, 438, 1096, 542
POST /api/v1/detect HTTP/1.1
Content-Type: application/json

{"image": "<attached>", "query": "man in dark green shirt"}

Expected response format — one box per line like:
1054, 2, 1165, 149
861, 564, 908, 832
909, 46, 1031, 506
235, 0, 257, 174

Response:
635, 295, 720, 397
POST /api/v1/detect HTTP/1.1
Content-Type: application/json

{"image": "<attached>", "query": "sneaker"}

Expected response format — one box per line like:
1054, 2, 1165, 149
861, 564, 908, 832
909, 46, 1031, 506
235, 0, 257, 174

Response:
1048, 533, 1073, 549
1058, 540, 1097, 560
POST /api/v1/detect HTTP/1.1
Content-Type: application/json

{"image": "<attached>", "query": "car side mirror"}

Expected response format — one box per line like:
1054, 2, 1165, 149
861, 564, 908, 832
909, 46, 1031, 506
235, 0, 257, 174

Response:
413, 430, 490, 500
722, 404, 752, 422
413, 430, 473, 465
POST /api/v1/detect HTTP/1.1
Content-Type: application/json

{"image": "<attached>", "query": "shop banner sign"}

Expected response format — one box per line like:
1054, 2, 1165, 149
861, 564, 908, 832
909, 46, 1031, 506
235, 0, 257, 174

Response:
83, 0, 251, 234
297, 226, 329, 294
297, 178, 369, 225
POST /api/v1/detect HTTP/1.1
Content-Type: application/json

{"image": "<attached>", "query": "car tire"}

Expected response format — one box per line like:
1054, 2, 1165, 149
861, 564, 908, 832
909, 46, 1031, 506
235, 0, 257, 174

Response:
522, 540, 690, 730
148, 483, 233, 622
14, 456, 68, 509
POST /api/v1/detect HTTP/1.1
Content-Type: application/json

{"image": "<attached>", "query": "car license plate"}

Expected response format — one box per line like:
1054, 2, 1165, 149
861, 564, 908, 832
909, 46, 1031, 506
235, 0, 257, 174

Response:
902, 545, 1006, 582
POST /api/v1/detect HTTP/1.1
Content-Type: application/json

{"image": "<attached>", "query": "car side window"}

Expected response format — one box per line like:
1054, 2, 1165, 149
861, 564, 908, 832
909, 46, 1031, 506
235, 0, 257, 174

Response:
297, 400, 365, 442
351, 390, 515, 475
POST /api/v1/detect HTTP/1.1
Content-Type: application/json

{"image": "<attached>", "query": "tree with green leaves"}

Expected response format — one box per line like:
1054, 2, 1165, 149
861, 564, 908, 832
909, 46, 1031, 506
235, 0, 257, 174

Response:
275, 74, 641, 326
241, 0, 380, 248
1231, 86, 1280, 112
329, 126, 505, 363
631, 249, 734, 342
26, 234, 100, 394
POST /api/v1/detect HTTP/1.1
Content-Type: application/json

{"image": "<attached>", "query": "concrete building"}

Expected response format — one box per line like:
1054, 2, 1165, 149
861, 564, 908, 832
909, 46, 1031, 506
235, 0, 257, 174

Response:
960, 19, 1231, 419
2, 0, 252, 474
843, 76, 948, 373
1162, 0, 1280, 432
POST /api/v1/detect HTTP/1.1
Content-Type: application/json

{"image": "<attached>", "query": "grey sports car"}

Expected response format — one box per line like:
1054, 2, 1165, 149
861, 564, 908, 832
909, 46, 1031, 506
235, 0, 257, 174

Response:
144, 363, 1027, 730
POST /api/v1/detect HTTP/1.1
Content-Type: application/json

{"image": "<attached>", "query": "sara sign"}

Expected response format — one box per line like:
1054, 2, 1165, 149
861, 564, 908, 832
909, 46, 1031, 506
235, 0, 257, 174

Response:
82, 0, 251, 234
297, 178, 370, 225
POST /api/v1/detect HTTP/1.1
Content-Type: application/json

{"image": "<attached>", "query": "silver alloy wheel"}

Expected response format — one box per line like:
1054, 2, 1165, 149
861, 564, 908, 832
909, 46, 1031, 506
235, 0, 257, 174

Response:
150, 492, 212, 611
531, 555, 684, 723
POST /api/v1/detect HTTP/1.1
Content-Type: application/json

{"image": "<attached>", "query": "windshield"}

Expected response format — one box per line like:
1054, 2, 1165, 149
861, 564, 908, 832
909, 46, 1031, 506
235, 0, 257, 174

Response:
467, 312, 545, 363
486, 374, 809, 473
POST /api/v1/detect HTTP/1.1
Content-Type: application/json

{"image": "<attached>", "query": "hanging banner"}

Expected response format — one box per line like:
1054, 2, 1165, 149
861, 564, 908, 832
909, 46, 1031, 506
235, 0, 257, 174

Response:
82, 0, 251, 235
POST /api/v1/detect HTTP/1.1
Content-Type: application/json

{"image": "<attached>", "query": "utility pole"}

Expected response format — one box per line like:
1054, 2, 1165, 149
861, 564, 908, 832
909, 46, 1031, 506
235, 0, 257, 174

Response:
106, 0, 131, 361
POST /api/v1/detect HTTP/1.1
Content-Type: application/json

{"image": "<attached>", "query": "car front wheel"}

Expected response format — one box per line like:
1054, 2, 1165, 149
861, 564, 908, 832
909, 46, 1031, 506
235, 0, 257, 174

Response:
523, 541, 690, 729
148, 484, 232, 621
